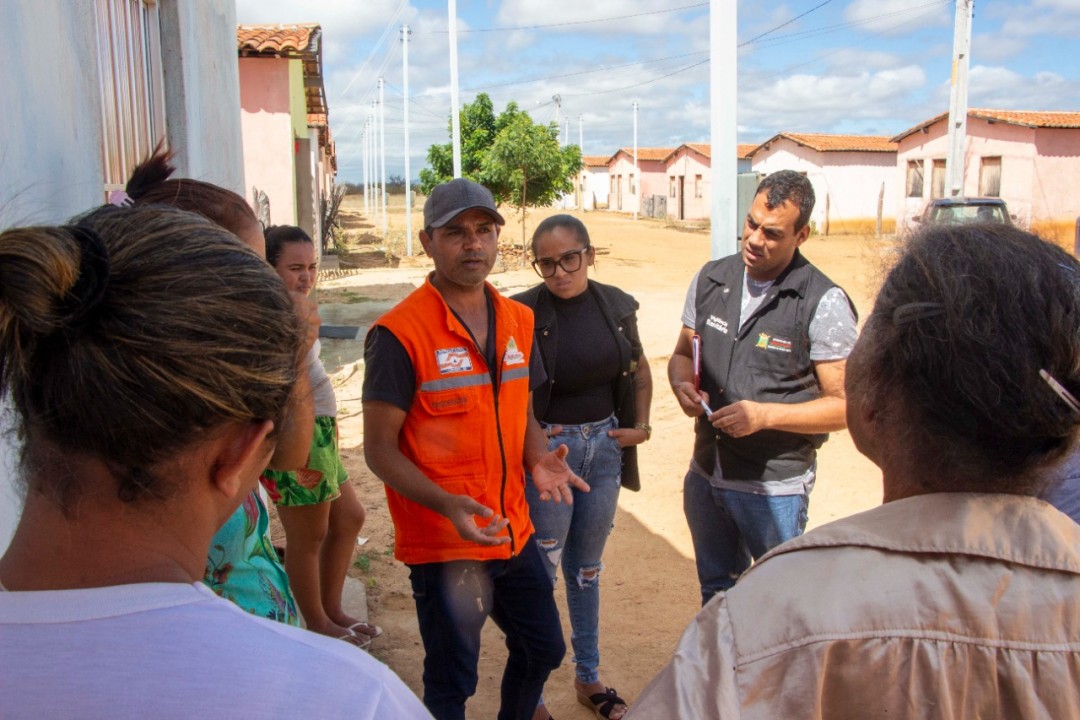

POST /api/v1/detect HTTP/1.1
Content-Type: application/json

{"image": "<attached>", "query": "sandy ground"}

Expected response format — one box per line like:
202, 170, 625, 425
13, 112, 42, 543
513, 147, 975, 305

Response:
283, 195, 895, 718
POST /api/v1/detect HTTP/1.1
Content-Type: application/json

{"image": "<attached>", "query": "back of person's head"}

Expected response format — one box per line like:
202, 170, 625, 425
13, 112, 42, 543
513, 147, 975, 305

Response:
756, 170, 815, 231
530, 214, 591, 257
125, 145, 259, 240
0, 205, 302, 510
851, 222, 1080, 494
265, 224, 313, 268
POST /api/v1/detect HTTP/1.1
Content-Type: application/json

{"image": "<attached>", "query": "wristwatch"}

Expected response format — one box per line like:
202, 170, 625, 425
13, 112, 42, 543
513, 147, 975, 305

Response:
634, 422, 652, 440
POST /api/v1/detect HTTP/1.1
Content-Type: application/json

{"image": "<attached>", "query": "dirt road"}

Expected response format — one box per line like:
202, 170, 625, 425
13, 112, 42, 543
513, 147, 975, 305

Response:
301, 196, 891, 718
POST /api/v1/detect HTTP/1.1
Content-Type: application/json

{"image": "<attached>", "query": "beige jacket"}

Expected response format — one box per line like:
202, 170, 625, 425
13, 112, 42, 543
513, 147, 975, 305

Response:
630, 493, 1080, 719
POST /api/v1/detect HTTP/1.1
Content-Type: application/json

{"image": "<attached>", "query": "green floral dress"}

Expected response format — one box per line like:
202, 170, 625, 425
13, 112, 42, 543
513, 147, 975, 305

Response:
203, 489, 299, 625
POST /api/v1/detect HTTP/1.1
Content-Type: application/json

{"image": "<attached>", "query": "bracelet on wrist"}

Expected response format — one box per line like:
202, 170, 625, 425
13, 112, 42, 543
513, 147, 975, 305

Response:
634, 422, 652, 441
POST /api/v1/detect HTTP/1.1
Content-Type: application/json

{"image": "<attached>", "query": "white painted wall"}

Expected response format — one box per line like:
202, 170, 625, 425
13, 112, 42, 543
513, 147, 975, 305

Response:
751, 141, 896, 230
0, 0, 245, 554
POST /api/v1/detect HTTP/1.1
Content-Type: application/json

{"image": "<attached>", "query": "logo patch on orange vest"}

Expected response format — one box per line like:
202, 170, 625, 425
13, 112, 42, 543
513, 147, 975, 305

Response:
436, 346, 473, 374
503, 336, 525, 366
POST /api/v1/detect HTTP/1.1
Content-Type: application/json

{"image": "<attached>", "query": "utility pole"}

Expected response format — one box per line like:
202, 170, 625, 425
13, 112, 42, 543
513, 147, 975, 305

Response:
449, 0, 462, 177
379, 77, 388, 237
710, 0, 738, 259
632, 100, 639, 222
362, 124, 369, 216
945, 0, 974, 197
553, 95, 562, 145
578, 114, 583, 150
371, 100, 381, 230
402, 24, 413, 255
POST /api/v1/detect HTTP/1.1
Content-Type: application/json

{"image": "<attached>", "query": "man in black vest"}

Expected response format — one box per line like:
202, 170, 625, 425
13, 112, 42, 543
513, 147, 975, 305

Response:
668, 170, 857, 605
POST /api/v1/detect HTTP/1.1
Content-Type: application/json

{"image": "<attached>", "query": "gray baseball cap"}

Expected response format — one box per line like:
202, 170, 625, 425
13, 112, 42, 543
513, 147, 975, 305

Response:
423, 178, 505, 230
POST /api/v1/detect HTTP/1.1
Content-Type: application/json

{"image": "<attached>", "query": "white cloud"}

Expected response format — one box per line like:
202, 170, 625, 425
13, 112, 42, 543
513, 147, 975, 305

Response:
967, 66, 1080, 110
843, 0, 950, 34
738, 65, 927, 137
494, 0, 703, 36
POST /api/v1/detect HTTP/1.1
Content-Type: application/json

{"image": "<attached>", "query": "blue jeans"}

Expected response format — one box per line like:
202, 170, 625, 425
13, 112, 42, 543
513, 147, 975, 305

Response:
526, 415, 622, 685
683, 469, 808, 605
407, 540, 565, 720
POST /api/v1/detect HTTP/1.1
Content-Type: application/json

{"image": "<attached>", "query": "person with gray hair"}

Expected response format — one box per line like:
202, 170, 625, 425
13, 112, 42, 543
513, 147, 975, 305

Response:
631, 222, 1080, 718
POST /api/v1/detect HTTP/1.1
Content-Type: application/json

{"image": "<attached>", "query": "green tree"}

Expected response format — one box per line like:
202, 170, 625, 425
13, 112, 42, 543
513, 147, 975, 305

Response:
482, 113, 583, 251
418, 93, 497, 194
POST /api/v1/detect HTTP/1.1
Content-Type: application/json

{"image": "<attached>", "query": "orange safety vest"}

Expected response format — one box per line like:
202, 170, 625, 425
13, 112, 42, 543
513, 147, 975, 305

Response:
372, 276, 535, 564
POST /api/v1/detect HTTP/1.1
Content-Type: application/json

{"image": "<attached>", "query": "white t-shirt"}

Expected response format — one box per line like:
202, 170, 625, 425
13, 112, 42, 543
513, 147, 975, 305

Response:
681, 267, 858, 495
308, 340, 338, 417
0, 581, 431, 719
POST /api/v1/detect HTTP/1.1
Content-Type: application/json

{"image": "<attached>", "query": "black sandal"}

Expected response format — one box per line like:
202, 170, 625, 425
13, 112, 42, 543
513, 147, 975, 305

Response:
576, 687, 628, 719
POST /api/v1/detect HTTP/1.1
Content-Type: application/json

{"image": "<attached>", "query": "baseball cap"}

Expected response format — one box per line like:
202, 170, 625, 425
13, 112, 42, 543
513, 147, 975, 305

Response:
423, 178, 505, 230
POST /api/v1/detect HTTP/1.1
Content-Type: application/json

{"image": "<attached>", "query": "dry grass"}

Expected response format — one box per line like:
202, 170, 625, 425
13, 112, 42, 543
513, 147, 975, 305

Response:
822, 217, 897, 236
1030, 218, 1079, 253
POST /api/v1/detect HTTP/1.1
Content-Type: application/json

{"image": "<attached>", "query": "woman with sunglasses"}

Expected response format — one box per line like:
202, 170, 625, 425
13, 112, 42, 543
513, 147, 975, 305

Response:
513, 215, 652, 720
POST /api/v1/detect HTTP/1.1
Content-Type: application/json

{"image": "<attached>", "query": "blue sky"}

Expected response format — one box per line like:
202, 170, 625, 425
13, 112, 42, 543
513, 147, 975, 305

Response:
236, 0, 1080, 183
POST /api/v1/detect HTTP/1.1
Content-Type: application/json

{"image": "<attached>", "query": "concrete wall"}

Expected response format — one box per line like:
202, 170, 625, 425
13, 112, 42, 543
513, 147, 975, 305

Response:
580, 167, 610, 209
159, 0, 245, 193
1033, 128, 1080, 223
0, 0, 245, 554
239, 57, 297, 226
751, 140, 896, 230
666, 147, 712, 221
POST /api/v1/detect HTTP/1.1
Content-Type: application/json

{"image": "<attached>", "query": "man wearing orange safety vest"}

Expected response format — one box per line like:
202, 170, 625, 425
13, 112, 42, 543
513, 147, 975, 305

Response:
363, 178, 589, 720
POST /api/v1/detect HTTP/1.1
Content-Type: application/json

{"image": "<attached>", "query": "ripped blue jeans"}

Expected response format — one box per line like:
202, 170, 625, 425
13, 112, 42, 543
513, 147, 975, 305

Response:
526, 415, 622, 685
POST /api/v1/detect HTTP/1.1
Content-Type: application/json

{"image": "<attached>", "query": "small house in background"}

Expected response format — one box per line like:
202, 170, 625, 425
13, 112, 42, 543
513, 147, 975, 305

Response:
892, 109, 1080, 243
747, 133, 898, 235
608, 147, 675, 216
237, 24, 337, 245
663, 143, 757, 221
578, 155, 611, 210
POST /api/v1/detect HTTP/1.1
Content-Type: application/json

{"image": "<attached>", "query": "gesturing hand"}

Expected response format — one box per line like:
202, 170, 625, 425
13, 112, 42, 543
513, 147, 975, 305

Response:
442, 494, 510, 546
532, 444, 590, 504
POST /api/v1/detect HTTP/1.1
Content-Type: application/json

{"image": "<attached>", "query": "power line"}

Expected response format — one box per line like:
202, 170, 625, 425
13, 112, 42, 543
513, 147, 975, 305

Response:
337, 0, 408, 99
463, 51, 707, 93
415, 3, 708, 34
561, 59, 708, 98
739, 0, 836, 47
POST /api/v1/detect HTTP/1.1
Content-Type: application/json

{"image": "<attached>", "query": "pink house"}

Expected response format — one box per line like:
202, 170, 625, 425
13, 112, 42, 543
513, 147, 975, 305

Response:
607, 147, 674, 215
747, 133, 898, 234
892, 109, 1080, 236
662, 143, 756, 221
237, 24, 336, 246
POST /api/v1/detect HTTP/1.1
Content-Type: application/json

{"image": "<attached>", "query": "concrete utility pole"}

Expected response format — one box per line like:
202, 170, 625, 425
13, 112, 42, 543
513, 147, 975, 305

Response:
379, 77, 388, 237
371, 100, 381, 229
553, 95, 562, 145
449, 0, 462, 177
362, 124, 370, 216
402, 24, 413, 255
632, 100, 639, 222
945, 0, 974, 197
710, 0, 738, 259
578, 114, 583, 150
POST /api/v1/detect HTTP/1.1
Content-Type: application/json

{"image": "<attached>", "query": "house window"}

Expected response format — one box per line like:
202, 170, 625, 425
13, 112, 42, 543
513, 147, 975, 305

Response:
931, 159, 947, 199
669, 175, 677, 198
94, 0, 166, 191
610, 175, 617, 195
979, 156, 1002, 197
694, 174, 703, 199
629, 173, 636, 194
906, 160, 924, 198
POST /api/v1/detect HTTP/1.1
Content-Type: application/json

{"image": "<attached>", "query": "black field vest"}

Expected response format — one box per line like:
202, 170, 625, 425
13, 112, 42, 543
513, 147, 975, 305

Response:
692, 251, 854, 482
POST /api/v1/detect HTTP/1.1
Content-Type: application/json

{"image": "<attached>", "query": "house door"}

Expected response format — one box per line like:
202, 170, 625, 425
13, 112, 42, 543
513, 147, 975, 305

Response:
617, 175, 623, 210
678, 176, 685, 220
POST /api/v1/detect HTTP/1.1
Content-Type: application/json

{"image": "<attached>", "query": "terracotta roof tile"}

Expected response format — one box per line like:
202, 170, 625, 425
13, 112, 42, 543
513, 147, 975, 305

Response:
582, 155, 611, 167
617, 147, 676, 162
237, 24, 319, 55
760, 132, 898, 153
674, 143, 758, 160
969, 108, 1080, 128
891, 108, 1080, 141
